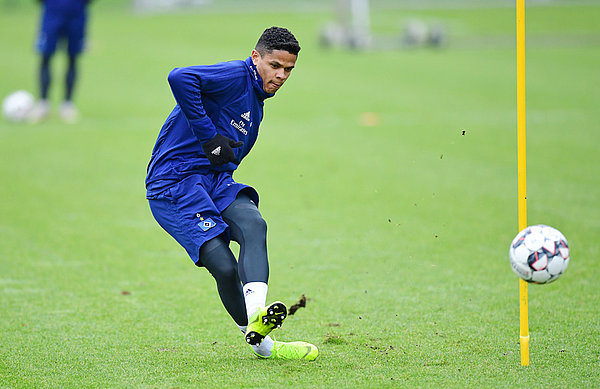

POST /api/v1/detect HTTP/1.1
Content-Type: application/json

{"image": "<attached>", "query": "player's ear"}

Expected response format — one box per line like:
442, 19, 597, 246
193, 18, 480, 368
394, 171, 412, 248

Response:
251, 49, 261, 65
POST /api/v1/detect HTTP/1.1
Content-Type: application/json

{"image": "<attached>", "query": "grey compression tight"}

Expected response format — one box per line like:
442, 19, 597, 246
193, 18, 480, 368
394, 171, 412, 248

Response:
199, 192, 269, 326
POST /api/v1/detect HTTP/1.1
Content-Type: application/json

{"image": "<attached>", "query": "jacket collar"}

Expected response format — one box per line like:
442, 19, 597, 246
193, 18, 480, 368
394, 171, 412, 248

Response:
244, 56, 275, 101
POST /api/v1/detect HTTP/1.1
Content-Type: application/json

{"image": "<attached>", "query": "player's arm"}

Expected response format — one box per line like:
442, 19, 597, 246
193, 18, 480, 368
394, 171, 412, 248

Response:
168, 67, 219, 143
167, 66, 242, 165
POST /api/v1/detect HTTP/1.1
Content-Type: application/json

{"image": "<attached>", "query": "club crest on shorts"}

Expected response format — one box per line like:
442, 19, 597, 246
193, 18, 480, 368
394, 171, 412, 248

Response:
195, 213, 216, 232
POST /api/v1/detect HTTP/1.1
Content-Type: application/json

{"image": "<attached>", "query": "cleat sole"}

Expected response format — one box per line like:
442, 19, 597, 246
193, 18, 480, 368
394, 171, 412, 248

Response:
245, 301, 287, 345
246, 331, 264, 345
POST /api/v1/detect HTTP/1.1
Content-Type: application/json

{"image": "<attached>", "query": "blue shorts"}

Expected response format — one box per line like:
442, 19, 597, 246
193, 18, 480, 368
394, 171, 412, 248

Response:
148, 172, 258, 266
37, 10, 87, 56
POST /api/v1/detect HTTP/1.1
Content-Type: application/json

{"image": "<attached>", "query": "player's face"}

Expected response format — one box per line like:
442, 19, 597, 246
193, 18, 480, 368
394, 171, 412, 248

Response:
251, 49, 297, 94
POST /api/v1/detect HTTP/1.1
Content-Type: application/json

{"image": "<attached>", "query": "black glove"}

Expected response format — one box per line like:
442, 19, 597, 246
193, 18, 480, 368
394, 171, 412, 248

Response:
201, 134, 244, 166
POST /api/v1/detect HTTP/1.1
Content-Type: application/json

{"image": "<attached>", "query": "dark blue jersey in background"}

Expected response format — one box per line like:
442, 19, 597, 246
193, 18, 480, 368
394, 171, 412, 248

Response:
42, 0, 88, 14
37, 0, 89, 56
146, 57, 274, 198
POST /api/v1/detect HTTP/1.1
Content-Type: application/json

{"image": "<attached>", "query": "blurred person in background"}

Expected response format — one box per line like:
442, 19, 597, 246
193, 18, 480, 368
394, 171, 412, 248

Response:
145, 27, 318, 361
30, 0, 91, 123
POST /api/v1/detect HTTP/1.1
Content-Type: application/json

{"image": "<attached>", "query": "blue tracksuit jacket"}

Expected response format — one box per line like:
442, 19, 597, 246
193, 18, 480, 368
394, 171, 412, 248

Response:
43, 0, 88, 14
145, 56, 274, 198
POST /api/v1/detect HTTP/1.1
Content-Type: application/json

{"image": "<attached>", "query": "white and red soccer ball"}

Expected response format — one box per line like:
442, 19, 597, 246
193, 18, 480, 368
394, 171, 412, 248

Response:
509, 225, 570, 284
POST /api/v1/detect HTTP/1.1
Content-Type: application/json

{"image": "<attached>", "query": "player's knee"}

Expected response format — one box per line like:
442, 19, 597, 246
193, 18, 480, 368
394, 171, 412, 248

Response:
238, 210, 267, 237
202, 251, 238, 283
223, 196, 267, 242
199, 235, 238, 281
213, 260, 238, 283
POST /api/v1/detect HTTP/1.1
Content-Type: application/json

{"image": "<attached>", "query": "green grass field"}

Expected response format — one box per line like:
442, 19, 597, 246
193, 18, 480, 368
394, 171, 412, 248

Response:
1, 1, 599, 387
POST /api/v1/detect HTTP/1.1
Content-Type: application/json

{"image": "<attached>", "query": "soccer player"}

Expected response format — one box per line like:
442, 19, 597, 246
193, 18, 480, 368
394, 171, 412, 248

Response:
145, 27, 318, 361
30, 0, 91, 123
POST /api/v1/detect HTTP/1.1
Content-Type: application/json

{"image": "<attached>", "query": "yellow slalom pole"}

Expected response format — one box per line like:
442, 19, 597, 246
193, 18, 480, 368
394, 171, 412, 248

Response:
516, 0, 530, 366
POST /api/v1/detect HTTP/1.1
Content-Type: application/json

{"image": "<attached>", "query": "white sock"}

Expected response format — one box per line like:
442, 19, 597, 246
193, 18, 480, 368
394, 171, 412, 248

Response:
237, 325, 247, 335
243, 282, 268, 320
252, 335, 274, 357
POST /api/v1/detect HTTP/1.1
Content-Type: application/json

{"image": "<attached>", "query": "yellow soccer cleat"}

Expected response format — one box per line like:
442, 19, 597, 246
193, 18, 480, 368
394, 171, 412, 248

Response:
254, 341, 319, 361
245, 301, 287, 345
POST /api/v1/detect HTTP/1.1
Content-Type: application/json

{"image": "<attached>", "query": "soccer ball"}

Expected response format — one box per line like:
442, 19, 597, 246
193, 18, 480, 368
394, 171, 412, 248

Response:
509, 225, 570, 284
2, 90, 34, 122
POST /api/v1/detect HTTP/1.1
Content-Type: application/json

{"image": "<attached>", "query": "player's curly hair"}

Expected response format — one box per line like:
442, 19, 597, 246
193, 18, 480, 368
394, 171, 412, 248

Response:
255, 27, 301, 56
